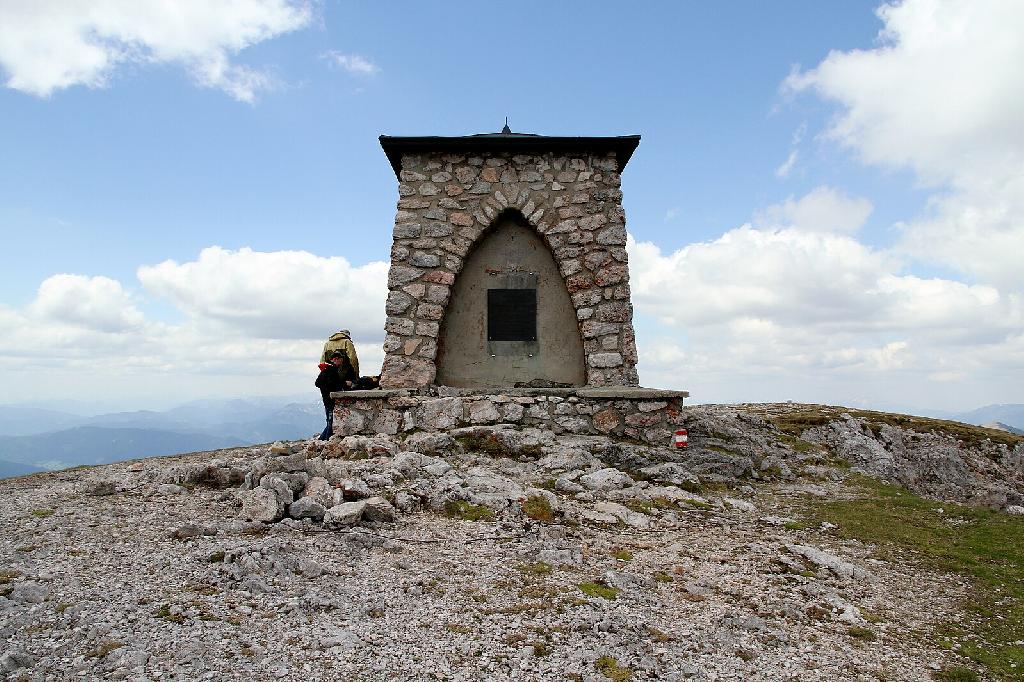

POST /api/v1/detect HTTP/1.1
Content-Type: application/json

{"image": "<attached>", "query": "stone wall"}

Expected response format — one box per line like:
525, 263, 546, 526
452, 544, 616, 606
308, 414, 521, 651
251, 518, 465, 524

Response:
380, 149, 639, 389
332, 389, 685, 446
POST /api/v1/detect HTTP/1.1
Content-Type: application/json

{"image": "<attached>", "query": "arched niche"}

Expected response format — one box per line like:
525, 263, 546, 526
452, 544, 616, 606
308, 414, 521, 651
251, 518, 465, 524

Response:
435, 210, 586, 387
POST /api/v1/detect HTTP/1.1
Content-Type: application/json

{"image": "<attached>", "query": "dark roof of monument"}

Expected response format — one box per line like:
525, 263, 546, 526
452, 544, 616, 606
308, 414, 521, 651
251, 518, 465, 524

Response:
379, 130, 641, 179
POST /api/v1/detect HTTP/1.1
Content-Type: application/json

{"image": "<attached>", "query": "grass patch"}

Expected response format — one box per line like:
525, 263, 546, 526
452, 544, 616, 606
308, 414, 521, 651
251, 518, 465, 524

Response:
861, 608, 884, 624
87, 640, 124, 658
186, 583, 219, 596
621, 467, 655, 483
595, 655, 632, 681
530, 641, 551, 657
933, 667, 981, 682
31, 508, 54, 518
579, 582, 619, 601
455, 433, 543, 459
443, 500, 495, 522
519, 584, 560, 600
647, 625, 673, 642
445, 623, 472, 634
517, 562, 553, 576
503, 632, 527, 645
612, 549, 633, 562
522, 495, 554, 523
0, 570, 21, 584
772, 411, 834, 437
777, 433, 819, 453
847, 626, 876, 642
154, 603, 186, 624
653, 571, 673, 583
800, 474, 1024, 679
625, 497, 677, 515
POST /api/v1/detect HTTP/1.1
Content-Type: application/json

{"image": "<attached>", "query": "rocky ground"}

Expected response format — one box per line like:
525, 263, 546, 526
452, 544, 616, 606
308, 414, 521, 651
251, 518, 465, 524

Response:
1, 403, 1020, 681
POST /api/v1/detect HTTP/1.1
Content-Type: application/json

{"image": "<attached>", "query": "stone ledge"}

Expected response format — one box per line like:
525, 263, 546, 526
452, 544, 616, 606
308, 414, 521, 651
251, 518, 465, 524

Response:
576, 387, 689, 399
332, 386, 688, 400
436, 386, 577, 398
331, 389, 411, 399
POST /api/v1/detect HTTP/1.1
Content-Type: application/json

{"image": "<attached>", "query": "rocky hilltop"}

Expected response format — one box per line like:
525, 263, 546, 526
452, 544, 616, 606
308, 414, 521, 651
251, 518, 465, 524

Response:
1, 403, 1022, 681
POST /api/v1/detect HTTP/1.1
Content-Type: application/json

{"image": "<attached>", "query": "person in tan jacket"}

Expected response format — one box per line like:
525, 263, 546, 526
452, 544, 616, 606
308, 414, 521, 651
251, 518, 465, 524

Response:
320, 330, 359, 378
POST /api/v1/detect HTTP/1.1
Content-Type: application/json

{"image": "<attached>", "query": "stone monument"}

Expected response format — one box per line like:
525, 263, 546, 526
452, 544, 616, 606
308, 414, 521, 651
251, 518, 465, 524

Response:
331, 128, 688, 444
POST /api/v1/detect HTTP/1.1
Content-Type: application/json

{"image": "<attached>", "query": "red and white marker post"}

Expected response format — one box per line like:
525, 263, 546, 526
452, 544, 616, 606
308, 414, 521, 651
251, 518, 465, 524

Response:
673, 429, 689, 448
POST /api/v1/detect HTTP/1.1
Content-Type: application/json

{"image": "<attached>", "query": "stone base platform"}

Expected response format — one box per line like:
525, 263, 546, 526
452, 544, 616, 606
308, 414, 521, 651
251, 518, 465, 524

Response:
330, 386, 689, 446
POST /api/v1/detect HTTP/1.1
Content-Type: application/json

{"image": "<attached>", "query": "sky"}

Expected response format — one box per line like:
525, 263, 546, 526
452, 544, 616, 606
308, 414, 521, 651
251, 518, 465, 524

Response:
0, 0, 1021, 414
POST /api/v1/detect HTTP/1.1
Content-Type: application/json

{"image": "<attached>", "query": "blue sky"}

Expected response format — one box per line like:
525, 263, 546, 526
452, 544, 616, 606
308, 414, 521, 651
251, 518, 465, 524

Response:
0, 0, 1021, 413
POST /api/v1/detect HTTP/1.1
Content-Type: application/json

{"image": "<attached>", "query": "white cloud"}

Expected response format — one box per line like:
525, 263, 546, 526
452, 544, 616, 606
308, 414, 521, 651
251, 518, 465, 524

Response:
0, 0, 312, 101
137, 246, 389, 340
629, 220, 1023, 407
0, 247, 389, 407
663, 207, 680, 222
323, 51, 379, 76
29, 274, 144, 333
896, 178, 1024, 292
775, 123, 806, 178
790, 122, 807, 147
774, 150, 798, 179
756, 186, 873, 234
630, 225, 892, 328
631, 225, 1020, 343
784, 0, 1024, 291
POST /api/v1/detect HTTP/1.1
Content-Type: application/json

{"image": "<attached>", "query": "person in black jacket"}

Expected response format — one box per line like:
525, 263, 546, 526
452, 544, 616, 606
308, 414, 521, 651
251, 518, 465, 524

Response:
315, 351, 356, 440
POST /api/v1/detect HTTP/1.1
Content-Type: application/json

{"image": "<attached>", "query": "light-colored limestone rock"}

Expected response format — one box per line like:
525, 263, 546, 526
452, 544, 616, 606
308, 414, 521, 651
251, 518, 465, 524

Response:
786, 544, 875, 582
579, 467, 633, 491
468, 400, 501, 424
593, 501, 650, 528
289, 496, 327, 521
239, 487, 284, 523
363, 496, 398, 522
323, 501, 367, 527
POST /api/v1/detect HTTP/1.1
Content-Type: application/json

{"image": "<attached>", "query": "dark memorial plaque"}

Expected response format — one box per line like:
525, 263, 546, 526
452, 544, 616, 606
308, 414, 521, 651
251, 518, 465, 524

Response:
487, 288, 536, 341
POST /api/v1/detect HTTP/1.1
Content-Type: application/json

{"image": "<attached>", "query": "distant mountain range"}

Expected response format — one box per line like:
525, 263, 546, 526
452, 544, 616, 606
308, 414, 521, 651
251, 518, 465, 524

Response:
0, 398, 325, 478
985, 421, 1024, 436
954, 404, 1024, 431
0, 459, 46, 479
0, 427, 247, 471
850, 403, 1024, 433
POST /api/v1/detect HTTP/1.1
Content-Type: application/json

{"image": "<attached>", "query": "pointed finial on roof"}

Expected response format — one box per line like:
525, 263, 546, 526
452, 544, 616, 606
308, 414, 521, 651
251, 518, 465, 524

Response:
501, 117, 511, 134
